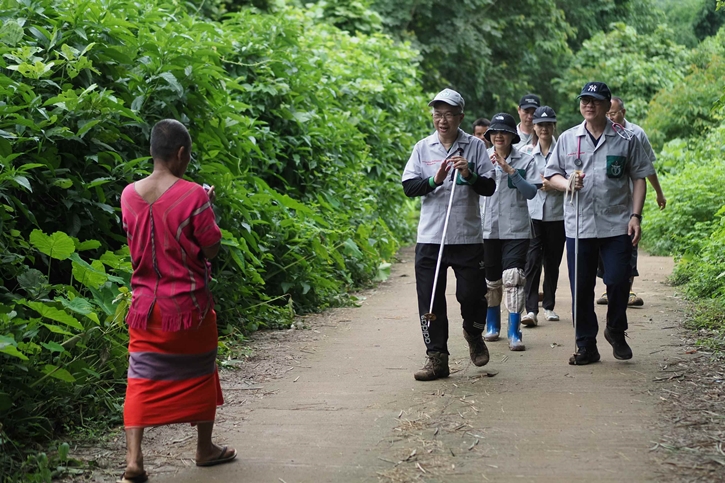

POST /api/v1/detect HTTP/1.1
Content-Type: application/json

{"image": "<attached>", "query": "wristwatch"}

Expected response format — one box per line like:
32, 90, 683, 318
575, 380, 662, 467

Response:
630, 213, 642, 221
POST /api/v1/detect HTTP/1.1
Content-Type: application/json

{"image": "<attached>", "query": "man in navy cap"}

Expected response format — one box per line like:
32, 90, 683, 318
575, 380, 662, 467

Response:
544, 81, 655, 365
402, 88, 497, 381
515, 94, 541, 149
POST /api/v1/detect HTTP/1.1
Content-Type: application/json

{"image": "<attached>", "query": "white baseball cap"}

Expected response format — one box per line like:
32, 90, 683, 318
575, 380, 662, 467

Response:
428, 88, 465, 110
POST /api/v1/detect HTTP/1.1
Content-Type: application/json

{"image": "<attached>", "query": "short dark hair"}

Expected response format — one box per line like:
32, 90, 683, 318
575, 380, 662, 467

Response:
611, 96, 625, 110
150, 119, 192, 161
472, 118, 491, 130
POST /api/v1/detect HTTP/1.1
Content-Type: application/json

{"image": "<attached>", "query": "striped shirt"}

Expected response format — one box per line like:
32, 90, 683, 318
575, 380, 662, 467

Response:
121, 179, 222, 331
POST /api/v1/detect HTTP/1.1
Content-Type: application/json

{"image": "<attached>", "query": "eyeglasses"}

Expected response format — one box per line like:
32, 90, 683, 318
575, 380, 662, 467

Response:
433, 112, 461, 121
580, 98, 604, 106
606, 109, 623, 117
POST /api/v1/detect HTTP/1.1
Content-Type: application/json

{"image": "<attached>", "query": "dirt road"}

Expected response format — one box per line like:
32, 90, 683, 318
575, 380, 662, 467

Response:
122, 248, 684, 483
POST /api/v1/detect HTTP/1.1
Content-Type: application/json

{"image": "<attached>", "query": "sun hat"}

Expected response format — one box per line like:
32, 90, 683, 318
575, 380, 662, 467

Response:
532, 106, 557, 124
518, 94, 541, 110
578, 81, 612, 101
484, 113, 521, 145
428, 88, 465, 110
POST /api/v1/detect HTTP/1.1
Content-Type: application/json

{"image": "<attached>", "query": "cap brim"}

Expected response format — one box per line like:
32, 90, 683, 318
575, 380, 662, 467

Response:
533, 117, 557, 124
428, 99, 461, 108
519, 103, 539, 110
485, 126, 521, 145
577, 93, 608, 101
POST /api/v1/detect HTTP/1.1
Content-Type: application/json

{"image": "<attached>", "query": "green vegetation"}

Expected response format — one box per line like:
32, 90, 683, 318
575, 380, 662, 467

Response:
1, 0, 724, 480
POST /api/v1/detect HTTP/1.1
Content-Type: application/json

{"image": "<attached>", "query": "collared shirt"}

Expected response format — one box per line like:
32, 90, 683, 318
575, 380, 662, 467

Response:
515, 123, 532, 150
544, 120, 655, 239
624, 120, 656, 163
481, 146, 539, 239
402, 129, 495, 244
527, 142, 564, 221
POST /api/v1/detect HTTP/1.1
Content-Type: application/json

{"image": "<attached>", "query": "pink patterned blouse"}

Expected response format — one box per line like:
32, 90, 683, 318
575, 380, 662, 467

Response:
121, 179, 222, 332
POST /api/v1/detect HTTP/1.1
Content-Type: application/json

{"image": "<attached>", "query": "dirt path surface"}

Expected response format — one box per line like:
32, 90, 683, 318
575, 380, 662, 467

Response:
97, 248, 691, 482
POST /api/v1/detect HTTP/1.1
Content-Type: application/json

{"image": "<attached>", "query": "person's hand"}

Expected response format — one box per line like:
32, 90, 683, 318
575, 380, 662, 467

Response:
449, 155, 471, 180
568, 171, 585, 191
204, 184, 216, 203
628, 217, 641, 245
490, 152, 515, 175
540, 174, 552, 192
434, 159, 452, 184
656, 192, 667, 210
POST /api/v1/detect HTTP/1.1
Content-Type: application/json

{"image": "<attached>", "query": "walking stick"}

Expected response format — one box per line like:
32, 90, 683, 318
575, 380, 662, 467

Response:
422, 148, 464, 326
567, 171, 582, 352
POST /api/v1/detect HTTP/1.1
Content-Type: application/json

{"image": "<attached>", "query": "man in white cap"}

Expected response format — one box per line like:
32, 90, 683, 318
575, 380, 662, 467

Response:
545, 81, 655, 366
402, 88, 496, 381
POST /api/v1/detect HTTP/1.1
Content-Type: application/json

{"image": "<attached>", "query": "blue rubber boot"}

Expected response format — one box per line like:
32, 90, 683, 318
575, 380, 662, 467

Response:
508, 312, 525, 351
484, 306, 501, 341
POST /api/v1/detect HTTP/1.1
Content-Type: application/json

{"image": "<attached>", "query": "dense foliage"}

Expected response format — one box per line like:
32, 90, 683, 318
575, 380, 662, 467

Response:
0, 0, 427, 478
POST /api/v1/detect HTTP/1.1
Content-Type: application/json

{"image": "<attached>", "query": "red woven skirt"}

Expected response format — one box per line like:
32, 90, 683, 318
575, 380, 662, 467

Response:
123, 305, 223, 428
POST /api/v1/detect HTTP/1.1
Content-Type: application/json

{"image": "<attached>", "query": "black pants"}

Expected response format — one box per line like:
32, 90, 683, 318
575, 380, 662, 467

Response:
415, 243, 487, 355
567, 235, 632, 349
524, 220, 565, 313
482, 239, 530, 281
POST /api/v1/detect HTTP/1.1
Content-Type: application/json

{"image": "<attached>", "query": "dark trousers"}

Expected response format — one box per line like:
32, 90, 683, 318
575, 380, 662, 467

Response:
482, 239, 530, 280
525, 220, 565, 313
415, 243, 488, 355
566, 235, 632, 349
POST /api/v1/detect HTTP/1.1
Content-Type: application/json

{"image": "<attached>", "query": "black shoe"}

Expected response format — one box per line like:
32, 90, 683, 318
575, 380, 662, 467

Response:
462, 329, 490, 367
568, 346, 601, 365
604, 327, 633, 360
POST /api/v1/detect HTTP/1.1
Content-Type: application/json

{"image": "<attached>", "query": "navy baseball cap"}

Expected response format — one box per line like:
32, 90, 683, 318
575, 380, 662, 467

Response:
518, 94, 541, 110
533, 106, 557, 124
578, 81, 612, 101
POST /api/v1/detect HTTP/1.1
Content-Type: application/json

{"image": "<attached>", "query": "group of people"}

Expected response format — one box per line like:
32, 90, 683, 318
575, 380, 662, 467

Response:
403, 82, 664, 381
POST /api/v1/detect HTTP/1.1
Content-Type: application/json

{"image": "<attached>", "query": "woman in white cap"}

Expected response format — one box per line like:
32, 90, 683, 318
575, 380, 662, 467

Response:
481, 113, 540, 351
520, 106, 565, 328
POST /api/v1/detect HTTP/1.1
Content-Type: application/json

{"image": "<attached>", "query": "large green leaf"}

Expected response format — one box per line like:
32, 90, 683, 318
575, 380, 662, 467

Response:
43, 364, 76, 383
24, 301, 83, 330
29, 229, 76, 260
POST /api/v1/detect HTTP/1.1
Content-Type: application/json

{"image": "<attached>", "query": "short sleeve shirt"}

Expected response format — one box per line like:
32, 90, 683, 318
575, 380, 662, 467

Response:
514, 124, 532, 151
527, 142, 564, 222
402, 129, 495, 244
624, 120, 656, 163
481, 146, 539, 239
544, 120, 655, 239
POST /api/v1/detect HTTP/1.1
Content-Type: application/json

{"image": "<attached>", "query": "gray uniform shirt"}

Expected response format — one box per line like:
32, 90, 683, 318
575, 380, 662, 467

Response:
514, 123, 532, 150
527, 142, 564, 221
544, 120, 656, 239
624, 120, 656, 163
481, 146, 540, 239
402, 129, 495, 244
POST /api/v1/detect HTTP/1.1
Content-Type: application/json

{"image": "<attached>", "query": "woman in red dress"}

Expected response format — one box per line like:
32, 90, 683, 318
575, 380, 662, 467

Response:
119, 119, 236, 482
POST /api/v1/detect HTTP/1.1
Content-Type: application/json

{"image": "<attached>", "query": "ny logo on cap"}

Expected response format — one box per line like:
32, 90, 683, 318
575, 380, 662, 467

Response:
495, 116, 504, 120
588, 85, 597, 92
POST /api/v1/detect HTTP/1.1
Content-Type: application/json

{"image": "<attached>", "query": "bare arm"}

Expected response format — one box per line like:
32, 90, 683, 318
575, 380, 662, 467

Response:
646, 173, 666, 209
628, 178, 646, 245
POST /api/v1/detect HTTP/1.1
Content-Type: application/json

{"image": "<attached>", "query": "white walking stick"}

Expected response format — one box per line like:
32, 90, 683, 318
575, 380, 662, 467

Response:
567, 171, 582, 351
422, 149, 463, 326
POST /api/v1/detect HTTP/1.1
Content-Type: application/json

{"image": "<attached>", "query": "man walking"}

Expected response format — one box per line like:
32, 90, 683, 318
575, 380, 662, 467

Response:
515, 94, 540, 149
402, 88, 496, 380
545, 82, 654, 365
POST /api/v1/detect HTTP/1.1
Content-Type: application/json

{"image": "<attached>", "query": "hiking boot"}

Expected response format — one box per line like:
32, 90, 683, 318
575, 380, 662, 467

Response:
604, 327, 633, 360
627, 292, 644, 307
544, 309, 559, 321
463, 329, 489, 367
521, 311, 538, 327
414, 352, 450, 381
568, 345, 601, 365
596, 292, 608, 305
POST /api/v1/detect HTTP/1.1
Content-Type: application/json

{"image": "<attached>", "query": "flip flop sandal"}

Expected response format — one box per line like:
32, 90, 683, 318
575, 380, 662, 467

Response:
196, 446, 238, 467
118, 471, 148, 483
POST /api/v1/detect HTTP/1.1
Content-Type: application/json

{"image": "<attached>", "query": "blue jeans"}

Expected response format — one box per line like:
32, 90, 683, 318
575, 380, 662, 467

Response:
566, 235, 632, 349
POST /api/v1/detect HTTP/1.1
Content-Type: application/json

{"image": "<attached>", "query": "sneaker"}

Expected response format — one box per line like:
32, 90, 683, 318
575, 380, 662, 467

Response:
544, 309, 559, 321
604, 327, 633, 360
521, 311, 538, 327
596, 292, 608, 305
462, 329, 490, 367
568, 346, 601, 365
627, 292, 644, 306
414, 352, 450, 381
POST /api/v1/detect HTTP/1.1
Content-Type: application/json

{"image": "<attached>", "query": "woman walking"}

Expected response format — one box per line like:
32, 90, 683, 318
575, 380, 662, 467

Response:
119, 119, 236, 482
481, 113, 540, 350
521, 106, 566, 327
